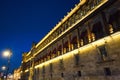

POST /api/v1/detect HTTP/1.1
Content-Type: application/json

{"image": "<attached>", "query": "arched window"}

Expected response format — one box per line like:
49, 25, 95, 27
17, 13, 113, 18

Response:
71, 36, 78, 50
48, 51, 51, 59
63, 41, 69, 53
92, 22, 105, 40
57, 45, 62, 56
109, 10, 120, 33
52, 48, 56, 58
43, 55, 46, 62
80, 30, 88, 46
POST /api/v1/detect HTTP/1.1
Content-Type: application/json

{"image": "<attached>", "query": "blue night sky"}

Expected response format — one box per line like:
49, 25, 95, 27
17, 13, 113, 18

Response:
0, 0, 79, 73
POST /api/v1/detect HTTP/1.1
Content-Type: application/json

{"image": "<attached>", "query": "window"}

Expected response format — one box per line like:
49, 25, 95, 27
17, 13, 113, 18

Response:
109, 24, 114, 34
57, 45, 62, 56
57, 50, 61, 56
63, 41, 69, 53
77, 71, 81, 77
59, 59, 64, 70
52, 49, 56, 58
98, 45, 108, 61
49, 63, 53, 72
74, 54, 79, 66
61, 73, 64, 77
80, 30, 88, 46
91, 33, 95, 41
50, 73, 53, 78
47, 54, 50, 60
42, 66, 45, 74
92, 22, 105, 40
80, 39, 84, 46
109, 11, 120, 32
71, 36, 78, 50
104, 67, 111, 76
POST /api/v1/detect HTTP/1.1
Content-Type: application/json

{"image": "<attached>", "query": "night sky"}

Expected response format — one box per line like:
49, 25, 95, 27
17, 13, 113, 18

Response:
0, 0, 79, 73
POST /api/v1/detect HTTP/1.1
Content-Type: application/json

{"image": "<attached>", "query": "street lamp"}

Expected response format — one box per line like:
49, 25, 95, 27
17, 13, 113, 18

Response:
1, 66, 6, 71
1, 66, 7, 79
2, 49, 12, 80
2, 49, 12, 58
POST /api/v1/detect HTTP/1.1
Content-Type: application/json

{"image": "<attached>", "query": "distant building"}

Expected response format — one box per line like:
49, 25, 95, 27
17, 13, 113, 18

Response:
0, 72, 4, 80
21, 0, 120, 80
6, 73, 13, 80
13, 67, 21, 80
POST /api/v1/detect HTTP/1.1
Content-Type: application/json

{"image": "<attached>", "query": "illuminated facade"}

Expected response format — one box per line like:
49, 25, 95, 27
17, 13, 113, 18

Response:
21, 0, 120, 80
13, 67, 21, 80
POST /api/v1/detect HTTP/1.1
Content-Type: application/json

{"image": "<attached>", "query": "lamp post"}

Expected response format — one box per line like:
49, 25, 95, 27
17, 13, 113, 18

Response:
2, 49, 12, 80
1, 66, 7, 79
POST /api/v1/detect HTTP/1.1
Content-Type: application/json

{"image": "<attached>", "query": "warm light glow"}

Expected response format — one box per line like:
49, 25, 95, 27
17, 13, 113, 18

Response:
91, 33, 95, 41
34, 49, 78, 69
80, 39, 84, 46
109, 24, 114, 34
25, 69, 29, 72
2, 49, 12, 58
34, 31, 120, 69
24, 31, 120, 72
8, 74, 13, 78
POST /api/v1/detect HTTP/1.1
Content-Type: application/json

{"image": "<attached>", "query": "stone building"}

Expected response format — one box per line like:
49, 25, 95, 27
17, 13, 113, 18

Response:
13, 67, 21, 80
21, 0, 120, 80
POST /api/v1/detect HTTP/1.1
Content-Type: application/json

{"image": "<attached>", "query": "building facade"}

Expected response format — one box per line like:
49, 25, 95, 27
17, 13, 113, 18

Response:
13, 67, 21, 80
21, 0, 120, 80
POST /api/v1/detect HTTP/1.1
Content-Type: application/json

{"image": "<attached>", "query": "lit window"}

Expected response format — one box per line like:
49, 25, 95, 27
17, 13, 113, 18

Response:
109, 24, 114, 34
80, 39, 84, 46
91, 33, 95, 41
